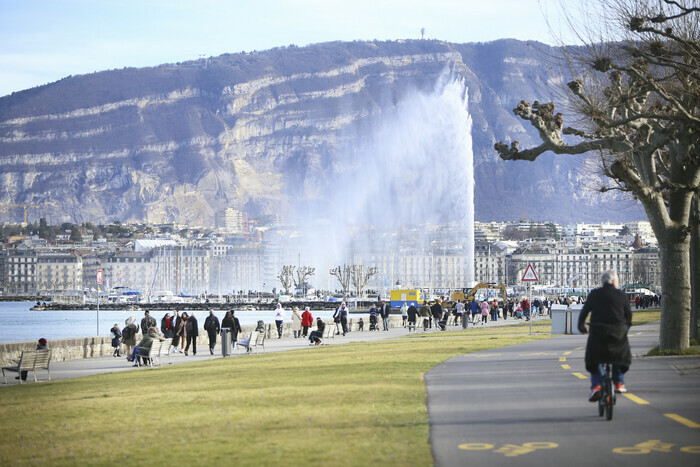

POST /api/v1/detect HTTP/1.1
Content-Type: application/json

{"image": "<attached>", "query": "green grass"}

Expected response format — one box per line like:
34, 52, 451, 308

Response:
0, 333, 548, 466
646, 346, 700, 356
631, 309, 660, 326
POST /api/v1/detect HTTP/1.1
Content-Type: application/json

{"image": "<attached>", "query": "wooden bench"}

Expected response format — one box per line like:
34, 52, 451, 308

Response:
137, 339, 171, 367
2, 350, 52, 384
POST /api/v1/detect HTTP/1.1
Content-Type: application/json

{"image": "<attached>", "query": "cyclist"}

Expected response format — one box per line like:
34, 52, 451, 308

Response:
578, 270, 632, 402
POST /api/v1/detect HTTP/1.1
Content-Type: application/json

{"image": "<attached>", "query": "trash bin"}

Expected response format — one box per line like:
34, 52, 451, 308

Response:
221, 328, 231, 357
551, 305, 568, 334
569, 305, 583, 335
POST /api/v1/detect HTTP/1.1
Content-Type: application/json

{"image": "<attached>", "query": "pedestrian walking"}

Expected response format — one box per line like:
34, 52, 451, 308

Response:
291, 306, 302, 338
122, 316, 139, 358
161, 313, 174, 338
274, 303, 286, 338
380, 301, 391, 331
184, 312, 198, 356
301, 306, 313, 337
110, 323, 122, 357
204, 309, 220, 355
222, 310, 242, 351
401, 302, 408, 328
481, 300, 489, 324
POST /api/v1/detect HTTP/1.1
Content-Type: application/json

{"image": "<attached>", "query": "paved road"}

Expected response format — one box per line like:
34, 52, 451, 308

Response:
426, 322, 700, 466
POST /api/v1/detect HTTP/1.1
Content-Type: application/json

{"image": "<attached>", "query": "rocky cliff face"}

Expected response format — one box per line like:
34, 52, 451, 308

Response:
0, 39, 643, 226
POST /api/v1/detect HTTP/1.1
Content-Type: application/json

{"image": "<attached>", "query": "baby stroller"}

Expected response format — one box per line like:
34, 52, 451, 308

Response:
369, 311, 379, 331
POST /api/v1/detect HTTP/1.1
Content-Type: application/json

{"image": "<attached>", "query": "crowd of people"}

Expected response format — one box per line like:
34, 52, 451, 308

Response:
106, 295, 568, 366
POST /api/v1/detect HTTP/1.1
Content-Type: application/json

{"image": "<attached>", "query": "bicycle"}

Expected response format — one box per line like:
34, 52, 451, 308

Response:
597, 363, 616, 420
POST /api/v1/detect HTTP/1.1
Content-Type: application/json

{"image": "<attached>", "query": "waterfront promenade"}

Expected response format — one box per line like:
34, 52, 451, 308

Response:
1, 317, 535, 384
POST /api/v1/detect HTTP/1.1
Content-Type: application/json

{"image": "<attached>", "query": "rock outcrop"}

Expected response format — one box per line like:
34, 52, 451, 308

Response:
0, 39, 642, 225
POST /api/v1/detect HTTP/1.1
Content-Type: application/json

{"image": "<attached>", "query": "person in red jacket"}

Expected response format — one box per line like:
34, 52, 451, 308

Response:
301, 306, 314, 338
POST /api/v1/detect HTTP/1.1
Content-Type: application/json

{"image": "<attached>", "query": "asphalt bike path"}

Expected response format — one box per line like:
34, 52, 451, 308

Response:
426, 322, 700, 466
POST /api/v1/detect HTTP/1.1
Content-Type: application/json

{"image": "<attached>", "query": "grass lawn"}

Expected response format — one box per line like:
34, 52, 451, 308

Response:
631, 308, 660, 326
0, 333, 547, 466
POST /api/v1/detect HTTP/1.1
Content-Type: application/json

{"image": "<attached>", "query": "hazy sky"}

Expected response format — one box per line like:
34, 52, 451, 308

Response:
0, 0, 583, 97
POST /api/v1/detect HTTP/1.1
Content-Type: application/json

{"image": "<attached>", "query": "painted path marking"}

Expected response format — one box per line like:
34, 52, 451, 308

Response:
664, 413, 700, 428
622, 393, 650, 405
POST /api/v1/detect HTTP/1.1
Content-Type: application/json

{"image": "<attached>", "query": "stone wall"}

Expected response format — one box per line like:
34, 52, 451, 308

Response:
0, 316, 405, 367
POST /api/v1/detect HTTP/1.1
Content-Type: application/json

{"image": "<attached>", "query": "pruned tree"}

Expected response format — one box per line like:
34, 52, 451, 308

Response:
293, 266, 316, 295
329, 264, 353, 296
351, 265, 379, 298
277, 265, 295, 295
495, 0, 700, 350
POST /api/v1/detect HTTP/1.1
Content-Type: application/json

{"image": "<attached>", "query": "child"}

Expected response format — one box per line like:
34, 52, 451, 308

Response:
358, 317, 364, 331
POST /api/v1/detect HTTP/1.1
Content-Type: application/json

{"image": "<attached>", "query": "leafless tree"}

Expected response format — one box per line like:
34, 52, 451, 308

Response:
277, 265, 295, 295
351, 265, 379, 298
495, 0, 700, 349
330, 264, 353, 296
293, 266, 316, 295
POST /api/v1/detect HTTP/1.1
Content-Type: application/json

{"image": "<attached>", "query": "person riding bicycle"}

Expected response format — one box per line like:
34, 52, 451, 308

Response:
578, 270, 632, 402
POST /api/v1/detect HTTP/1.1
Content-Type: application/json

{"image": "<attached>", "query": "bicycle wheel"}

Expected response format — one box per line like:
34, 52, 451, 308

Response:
604, 374, 614, 420
598, 395, 605, 416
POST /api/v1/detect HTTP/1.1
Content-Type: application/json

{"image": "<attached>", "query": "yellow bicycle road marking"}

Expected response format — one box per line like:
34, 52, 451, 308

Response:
559, 357, 566, 362
572, 372, 588, 380
563, 351, 572, 355
622, 393, 650, 405
561, 364, 571, 369
458, 443, 494, 450
665, 413, 700, 428
575, 346, 584, 350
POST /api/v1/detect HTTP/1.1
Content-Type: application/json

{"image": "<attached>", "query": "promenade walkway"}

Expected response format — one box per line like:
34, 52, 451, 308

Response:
1, 316, 541, 384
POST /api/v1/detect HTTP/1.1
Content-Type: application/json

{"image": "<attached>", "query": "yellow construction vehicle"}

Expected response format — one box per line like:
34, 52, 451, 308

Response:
450, 283, 507, 302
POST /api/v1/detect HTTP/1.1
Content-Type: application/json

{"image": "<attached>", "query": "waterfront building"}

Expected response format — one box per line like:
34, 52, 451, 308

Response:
0, 247, 37, 294
36, 252, 83, 292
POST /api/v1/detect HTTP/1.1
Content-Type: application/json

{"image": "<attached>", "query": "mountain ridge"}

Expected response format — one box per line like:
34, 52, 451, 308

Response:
0, 39, 645, 226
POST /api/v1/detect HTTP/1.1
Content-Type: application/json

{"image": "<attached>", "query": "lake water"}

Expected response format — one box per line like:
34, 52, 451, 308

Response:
0, 302, 359, 344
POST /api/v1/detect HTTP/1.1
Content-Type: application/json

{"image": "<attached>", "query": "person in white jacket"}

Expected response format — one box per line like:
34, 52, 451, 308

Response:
274, 303, 286, 338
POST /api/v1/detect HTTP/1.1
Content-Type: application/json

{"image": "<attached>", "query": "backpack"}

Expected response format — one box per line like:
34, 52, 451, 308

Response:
122, 326, 132, 340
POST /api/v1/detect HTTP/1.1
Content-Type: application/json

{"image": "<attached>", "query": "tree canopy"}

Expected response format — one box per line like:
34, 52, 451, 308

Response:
495, 0, 699, 350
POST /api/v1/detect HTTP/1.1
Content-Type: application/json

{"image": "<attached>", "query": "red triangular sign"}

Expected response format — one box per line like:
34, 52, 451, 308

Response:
521, 264, 539, 282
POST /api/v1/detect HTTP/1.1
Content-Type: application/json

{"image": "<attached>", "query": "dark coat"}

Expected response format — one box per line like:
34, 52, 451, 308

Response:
186, 316, 199, 337
407, 305, 418, 321
122, 323, 139, 346
379, 303, 391, 318
431, 302, 443, 318
204, 314, 220, 335
161, 316, 174, 338
110, 326, 122, 348
141, 315, 157, 333
578, 284, 633, 373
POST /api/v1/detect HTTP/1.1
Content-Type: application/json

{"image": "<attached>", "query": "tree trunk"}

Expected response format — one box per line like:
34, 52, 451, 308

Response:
690, 195, 700, 341
658, 239, 691, 350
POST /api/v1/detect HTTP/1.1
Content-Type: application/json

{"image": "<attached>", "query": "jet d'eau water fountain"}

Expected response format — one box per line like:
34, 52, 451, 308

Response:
288, 72, 475, 292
